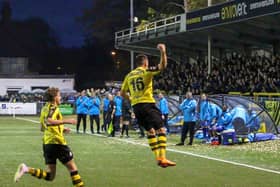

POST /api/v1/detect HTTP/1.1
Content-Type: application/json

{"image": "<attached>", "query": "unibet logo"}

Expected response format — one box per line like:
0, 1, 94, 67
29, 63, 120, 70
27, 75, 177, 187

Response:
221, 2, 248, 20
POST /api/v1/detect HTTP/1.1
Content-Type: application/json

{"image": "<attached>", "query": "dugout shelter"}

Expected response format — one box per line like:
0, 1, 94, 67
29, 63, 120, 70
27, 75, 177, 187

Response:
163, 95, 278, 135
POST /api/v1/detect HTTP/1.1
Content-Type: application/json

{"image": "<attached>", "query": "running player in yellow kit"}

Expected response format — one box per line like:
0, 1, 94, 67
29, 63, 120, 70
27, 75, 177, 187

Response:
121, 44, 176, 168
14, 87, 84, 186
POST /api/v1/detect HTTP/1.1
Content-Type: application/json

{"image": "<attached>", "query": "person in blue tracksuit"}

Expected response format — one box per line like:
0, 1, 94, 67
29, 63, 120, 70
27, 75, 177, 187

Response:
88, 91, 101, 134
209, 103, 222, 126
158, 92, 170, 134
199, 93, 211, 141
76, 90, 89, 133
210, 105, 233, 143
208, 103, 222, 141
102, 94, 110, 131
217, 106, 233, 131
111, 91, 122, 137
176, 92, 197, 146
247, 110, 260, 132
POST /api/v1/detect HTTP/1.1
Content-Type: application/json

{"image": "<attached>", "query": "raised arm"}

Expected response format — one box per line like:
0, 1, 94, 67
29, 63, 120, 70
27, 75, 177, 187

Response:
157, 43, 167, 71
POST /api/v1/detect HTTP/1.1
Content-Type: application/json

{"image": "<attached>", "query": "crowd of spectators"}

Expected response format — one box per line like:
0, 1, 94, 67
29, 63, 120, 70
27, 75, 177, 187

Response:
0, 88, 112, 104
1, 53, 280, 102
0, 93, 43, 103
154, 53, 280, 95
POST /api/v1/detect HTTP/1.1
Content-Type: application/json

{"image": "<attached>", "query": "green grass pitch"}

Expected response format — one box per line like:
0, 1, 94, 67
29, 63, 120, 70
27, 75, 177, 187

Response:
0, 116, 280, 187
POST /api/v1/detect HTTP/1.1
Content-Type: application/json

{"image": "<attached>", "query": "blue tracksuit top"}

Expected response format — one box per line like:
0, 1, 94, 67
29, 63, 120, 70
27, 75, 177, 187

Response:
103, 98, 110, 112
210, 103, 222, 122
199, 100, 211, 121
217, 111, 233, 130
158, 97, 169, 115
88, 96, 101, 115
76, 96, 89, 114
179, 98, 197, 122
246, 111, 260, 130
114, 96, 122, 116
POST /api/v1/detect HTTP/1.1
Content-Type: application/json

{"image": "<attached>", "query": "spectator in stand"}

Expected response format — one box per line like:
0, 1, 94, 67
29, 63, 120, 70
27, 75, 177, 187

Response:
158, 92, 170, 135
75, 90, 88, 134
176, 92, 197, 146
153, 53, 280, 94
88, 91, 101, 134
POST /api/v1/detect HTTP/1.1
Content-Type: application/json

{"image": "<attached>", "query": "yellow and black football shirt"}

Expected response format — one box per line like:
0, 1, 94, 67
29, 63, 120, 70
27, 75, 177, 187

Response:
40, 103, 66, 145
121, 66, 160, 106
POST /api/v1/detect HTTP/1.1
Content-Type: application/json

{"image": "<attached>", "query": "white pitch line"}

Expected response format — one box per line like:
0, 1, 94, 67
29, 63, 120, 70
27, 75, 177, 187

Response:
15, 117, 280, 175
16, 117, 40, 124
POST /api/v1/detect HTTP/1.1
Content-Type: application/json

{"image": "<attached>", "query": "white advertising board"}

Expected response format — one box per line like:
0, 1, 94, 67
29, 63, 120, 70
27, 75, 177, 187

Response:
0, 102, 37, 115
0, 77, 74, 95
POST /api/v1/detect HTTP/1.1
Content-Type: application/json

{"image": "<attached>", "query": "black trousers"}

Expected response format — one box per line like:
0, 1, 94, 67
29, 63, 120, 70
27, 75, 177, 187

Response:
102, 111, 108, 131
181, 121, 196, 145
121, 125, 129, 136
89, 114, 100, 133
139, 125, 145, 137
111, 116, 121, 137
77, 114, 87, 133
104, 112, 112, 132
163, 114, 170, 133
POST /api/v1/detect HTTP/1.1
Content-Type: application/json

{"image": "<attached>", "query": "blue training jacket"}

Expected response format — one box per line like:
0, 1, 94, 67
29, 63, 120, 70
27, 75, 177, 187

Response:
209, 103, 222, 122
217, 110, 233, 130
76, 96, 89, 114
114, 96, 123, 116
103, 97, 110, 112
199, 100, 211, 121
179, 98, 197, 122
246, 111, 260, 131
88, 96, 101, 115
158, 97, 169, 115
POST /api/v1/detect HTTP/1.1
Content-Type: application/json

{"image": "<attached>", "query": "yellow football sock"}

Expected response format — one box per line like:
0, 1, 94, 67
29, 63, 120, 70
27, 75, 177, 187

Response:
28, 168, 50, 180
147, 135, 159, 159
71, 171, 84, 187
158, 133, 167, 159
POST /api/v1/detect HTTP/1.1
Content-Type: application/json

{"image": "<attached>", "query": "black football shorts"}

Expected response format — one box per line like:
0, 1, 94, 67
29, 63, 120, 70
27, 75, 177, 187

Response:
43, 144, 73, 165
133, 103, 163, 131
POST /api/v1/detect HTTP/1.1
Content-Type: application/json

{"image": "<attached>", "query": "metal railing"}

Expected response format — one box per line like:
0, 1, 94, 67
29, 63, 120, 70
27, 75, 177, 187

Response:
115, 14, 182, 42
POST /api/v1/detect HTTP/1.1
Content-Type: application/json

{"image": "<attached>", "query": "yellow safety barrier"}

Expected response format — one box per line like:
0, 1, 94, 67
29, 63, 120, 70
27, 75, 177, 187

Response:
228, 92, 280, 97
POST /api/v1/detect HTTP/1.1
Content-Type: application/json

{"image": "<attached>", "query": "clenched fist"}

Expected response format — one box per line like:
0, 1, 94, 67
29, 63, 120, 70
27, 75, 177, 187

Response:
157, 44, 166, 53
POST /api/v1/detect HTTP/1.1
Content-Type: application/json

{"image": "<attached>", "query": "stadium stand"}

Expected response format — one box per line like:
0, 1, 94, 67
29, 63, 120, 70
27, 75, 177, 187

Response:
154, 53, 280, 95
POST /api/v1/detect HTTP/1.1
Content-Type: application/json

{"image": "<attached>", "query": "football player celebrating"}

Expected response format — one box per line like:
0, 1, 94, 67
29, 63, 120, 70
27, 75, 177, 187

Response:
14, 87, 84, 187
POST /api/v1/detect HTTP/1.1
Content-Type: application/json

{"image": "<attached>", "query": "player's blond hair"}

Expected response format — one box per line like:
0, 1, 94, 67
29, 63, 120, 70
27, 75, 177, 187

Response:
45, 87, 59, 102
